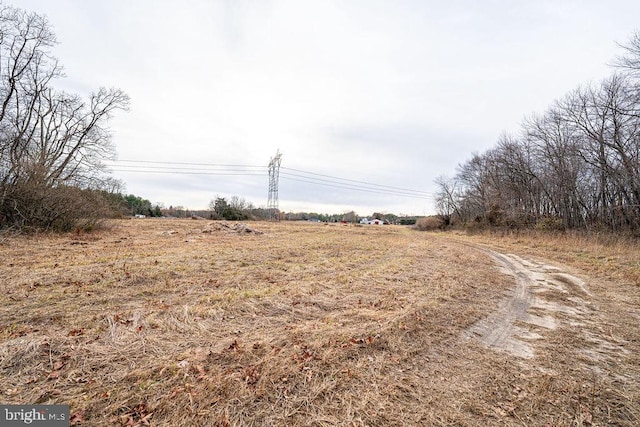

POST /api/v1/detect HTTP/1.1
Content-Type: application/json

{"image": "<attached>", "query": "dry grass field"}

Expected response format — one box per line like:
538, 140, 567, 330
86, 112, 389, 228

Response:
0, 219, 638, 426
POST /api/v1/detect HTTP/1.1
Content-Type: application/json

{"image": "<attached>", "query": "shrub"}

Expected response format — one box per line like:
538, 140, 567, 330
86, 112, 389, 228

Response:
0, 183, 117, 233
535, 216, 566, 232
413, 216, 445, 231
463, 220, 487, 234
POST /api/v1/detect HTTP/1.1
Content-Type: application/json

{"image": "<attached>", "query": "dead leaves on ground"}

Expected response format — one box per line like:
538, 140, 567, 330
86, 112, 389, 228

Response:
67, 328, 85, 337
69, 410, 85, 426
46, 360, 66, 380
112, 313, 133, 326
114, 403, 153, 427
344, 335, 378, 348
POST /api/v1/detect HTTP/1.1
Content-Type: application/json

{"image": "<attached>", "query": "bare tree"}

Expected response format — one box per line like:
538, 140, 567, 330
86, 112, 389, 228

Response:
523, 109, 588, 228
229, 195, 249, 212
614, 31, 640, 76
441, 30, 640, 232
448, 73, 640, 231
559, 75, 640, 229
0, 5, 129, 231
434, 175, 461, 222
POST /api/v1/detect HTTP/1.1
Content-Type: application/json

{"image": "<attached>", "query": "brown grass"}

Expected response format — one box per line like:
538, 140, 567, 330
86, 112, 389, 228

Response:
451, 229, 640, 424
0, 220, 638, 426
413, 216, 445, 231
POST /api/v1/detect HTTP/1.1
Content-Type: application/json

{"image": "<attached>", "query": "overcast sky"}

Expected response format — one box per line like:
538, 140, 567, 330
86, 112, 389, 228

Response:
14, 0, 640, 215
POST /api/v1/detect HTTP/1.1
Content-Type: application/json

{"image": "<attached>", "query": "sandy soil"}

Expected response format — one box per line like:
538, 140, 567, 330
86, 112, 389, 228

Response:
464, 248, 623, 365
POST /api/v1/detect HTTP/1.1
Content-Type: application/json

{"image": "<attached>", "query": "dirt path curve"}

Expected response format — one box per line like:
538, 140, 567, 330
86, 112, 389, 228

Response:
463, 247, 617, 361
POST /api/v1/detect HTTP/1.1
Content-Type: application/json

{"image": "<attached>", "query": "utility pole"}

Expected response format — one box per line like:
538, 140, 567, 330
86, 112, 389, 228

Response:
267, 150, 282, 221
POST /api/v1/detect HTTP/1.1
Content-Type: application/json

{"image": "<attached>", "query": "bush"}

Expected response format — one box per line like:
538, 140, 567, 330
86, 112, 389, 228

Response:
535, 216, 566, 232
413, 216, 445, 231
211, 197, 250, 221
0, 183, 117, 232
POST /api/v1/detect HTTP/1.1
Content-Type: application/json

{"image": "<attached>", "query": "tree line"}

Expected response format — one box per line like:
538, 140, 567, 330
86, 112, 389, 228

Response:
436, 32, 640, 232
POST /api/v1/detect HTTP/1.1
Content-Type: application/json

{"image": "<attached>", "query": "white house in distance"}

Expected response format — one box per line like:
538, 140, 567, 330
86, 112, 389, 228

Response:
359, 218, 385, 225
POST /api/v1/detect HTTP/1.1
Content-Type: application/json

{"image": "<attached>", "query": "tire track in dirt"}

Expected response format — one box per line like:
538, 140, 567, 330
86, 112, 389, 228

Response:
463, 248, 626, 363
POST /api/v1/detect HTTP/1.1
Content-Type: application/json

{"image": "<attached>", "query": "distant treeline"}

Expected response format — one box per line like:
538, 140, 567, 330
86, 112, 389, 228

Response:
435, 32, 640, 232
283, 211, 417, 224
190, 201, 417, 225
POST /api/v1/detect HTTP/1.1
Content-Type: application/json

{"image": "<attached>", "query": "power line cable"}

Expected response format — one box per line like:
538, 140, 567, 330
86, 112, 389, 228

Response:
109, 164, 265, 173
112, 159, 266, 168
280, 176, 433, 199
280, 171, 429, 198
107, 159, 433, 199
110, 159, 427, 194
281, 166, 431, 195
109, 169, 265, 176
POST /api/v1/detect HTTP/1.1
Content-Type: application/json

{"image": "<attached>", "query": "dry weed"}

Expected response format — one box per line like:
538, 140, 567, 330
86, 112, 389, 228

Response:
0, 220, 637, 425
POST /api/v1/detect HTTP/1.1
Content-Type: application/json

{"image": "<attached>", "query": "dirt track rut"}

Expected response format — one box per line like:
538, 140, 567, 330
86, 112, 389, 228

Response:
463, 248, 620, 361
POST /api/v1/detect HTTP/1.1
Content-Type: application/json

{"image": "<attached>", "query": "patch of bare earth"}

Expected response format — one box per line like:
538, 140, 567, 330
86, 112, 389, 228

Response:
464, 250, 597, 359
459, 235, 640, 426
0, 221, 638, 426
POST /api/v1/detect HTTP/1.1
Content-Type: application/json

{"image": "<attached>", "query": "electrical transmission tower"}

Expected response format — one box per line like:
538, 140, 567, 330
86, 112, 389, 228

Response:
267, 150, 283, 220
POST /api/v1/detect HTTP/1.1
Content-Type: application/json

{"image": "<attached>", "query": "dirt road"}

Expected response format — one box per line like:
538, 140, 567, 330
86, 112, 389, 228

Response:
464, 246, 630, 372
453, 243, 639, 423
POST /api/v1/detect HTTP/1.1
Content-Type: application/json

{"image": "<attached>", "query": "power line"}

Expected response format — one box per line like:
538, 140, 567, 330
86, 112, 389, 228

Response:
112, 159, 266, 168
105, 159, 266, 176
281, 175, 433, 199
106, 159, 433, 199
109, 164, 265, 173
109, 169, 265, 176
280, 171, 430, 198
281, 166, 431, 196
